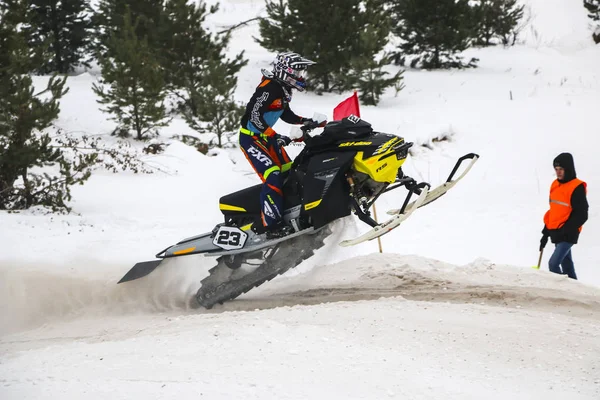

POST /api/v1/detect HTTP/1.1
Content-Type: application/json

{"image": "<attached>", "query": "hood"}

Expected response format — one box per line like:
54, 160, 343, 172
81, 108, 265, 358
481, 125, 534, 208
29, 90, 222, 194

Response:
553, 152, 577, 183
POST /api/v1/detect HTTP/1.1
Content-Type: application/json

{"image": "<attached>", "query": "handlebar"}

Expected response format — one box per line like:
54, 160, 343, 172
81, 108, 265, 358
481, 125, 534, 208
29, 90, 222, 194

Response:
302, 120, 321, 130
301, 120, 320, 131
299, 120, 321, 142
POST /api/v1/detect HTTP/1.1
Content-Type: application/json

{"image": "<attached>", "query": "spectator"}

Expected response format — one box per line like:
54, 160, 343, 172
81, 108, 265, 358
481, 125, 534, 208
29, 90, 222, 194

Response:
540, 153, 588, 279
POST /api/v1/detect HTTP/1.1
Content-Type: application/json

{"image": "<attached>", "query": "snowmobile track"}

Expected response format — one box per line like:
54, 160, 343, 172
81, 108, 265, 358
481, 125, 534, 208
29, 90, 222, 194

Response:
192, 227, 331, 309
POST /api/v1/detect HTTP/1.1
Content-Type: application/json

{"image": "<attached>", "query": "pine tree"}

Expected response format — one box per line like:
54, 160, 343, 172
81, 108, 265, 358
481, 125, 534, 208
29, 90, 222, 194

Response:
179, 61, 246, 148
471, 0, 524, 46
471, 0, 502, 46
584, 0, 600, 20
25, 0, 93, 74
390, 0, 477, 69
258, 0, 393, 95
349, 58, 405, 106
347, 31, 405, 106
584, 0, 600, 43
497, 0, 525, 45
0, 2, 72, 210
93, 0, 164, 58
93, 8, 170, 140
161, 0, 246, 147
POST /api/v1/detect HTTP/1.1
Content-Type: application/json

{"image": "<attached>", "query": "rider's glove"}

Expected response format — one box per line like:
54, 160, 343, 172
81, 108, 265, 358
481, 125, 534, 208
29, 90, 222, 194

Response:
301, 118, 327, 128
275, 134, 292, 147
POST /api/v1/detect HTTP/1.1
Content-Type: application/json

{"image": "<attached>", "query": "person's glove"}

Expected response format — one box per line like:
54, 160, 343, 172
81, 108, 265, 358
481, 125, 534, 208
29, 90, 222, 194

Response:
539, 234, 549, 251
275, 134, 292, 147
302, 118, 327, 128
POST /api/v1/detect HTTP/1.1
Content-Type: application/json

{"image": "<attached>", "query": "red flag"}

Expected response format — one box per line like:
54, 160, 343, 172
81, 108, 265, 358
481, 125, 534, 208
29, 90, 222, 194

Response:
333, 91, 360, 121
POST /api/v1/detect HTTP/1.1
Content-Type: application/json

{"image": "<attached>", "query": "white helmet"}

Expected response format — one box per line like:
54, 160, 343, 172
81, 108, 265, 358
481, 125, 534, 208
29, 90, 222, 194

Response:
272, 52, 315, 91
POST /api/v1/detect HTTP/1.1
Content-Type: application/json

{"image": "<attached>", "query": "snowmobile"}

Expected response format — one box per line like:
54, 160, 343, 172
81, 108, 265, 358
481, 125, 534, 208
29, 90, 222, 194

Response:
118, 116, 479, 309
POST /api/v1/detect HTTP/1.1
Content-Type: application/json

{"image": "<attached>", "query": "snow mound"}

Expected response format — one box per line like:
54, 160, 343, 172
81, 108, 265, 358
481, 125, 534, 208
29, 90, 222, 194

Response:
3, 253, 599, 335
234, 253, 600, 317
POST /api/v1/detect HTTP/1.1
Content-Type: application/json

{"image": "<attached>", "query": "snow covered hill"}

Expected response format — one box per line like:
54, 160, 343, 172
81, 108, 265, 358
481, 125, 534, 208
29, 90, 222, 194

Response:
1, 0, 600, 399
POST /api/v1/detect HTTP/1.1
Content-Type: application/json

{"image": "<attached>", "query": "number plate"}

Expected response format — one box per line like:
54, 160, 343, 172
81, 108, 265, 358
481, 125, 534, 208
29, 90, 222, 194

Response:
212, 226, 248, 250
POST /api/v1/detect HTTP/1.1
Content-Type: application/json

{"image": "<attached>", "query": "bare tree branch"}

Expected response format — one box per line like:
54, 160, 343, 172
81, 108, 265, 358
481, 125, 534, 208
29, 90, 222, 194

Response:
217, 17, 263, 35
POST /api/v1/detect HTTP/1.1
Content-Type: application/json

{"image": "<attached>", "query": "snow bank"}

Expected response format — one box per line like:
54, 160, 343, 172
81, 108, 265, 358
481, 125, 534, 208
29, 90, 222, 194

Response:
520, 0, 596, 49
3, 252, 599, 335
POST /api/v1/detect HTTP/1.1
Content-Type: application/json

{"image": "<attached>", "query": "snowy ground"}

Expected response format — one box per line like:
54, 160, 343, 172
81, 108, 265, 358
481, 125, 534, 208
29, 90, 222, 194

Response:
2, 254, 600, 399
2, 0, 600, 398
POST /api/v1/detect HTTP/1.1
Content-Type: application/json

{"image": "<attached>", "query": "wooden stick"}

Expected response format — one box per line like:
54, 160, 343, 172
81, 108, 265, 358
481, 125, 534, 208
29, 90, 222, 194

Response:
372, 203, 383, 253
533, 248, 544, 270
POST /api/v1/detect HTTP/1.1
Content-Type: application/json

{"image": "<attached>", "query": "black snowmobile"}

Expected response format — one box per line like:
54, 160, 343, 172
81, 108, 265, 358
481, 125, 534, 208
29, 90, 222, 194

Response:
118, 116, 478, 308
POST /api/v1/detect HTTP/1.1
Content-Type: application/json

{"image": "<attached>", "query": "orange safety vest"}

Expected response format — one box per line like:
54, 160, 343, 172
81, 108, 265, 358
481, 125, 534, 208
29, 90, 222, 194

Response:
544, 178, 587, 231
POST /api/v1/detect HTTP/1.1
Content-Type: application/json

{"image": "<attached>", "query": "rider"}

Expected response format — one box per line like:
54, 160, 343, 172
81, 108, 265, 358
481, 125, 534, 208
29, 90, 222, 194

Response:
239, 52, 325, 237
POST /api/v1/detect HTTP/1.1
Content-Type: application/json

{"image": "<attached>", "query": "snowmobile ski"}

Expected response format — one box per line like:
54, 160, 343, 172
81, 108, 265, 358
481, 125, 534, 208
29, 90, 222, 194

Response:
387, 153, 479, 215
340, 183, 430, 247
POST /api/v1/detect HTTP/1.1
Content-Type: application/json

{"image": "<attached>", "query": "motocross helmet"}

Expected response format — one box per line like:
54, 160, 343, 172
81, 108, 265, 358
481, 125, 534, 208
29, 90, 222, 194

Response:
272, 52, 315, 92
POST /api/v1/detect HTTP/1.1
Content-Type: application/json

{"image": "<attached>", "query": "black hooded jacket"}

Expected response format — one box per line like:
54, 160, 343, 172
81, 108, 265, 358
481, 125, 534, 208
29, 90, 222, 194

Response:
543, 153, 589, 244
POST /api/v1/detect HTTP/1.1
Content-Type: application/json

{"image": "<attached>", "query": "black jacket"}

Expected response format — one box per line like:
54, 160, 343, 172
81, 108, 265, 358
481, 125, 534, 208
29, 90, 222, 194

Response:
543, 153, 589, 244
240, 77, 303, 135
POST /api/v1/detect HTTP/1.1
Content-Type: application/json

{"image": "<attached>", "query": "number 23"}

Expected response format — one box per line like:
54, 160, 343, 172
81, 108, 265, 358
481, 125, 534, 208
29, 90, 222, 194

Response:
217, 231, 241, 246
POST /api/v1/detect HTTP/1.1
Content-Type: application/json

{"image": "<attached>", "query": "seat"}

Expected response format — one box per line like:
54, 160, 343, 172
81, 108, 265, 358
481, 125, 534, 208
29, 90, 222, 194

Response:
219, 184, 262, 215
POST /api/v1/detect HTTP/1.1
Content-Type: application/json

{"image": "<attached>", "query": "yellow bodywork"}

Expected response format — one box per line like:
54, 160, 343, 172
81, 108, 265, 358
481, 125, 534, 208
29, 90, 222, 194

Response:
339, 141, 372, 147
240, 223, 253, 231
304, 199, 322, 210
219, 204, 246, 212
352, 137, 406, 183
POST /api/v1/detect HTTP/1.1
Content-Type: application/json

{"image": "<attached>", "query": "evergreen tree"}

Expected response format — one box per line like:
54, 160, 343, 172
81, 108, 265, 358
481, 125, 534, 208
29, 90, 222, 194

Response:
185, 86, 245, 148
258, 0, 393, 96
0, 0, 46, 69
471, 0, 524, 46
161, 0, 246, 147
349, 58, 404, 106
347, 30, 405, 107
584, 0, 600, 43
496, 0, 525, 45
0, 2, 73, 210
93, 8, 170, 140
25, 0, 93, 74
390, 0, 477, 69
471, 0, 502, 46
93, 0, 164, 57
179, 61, 246, 148
584, 0, 600, 20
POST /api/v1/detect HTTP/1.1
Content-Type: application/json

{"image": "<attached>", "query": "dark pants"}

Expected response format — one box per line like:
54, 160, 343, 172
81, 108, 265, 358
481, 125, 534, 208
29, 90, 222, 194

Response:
548, 242, 577, 280
239, 133, 292, 227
